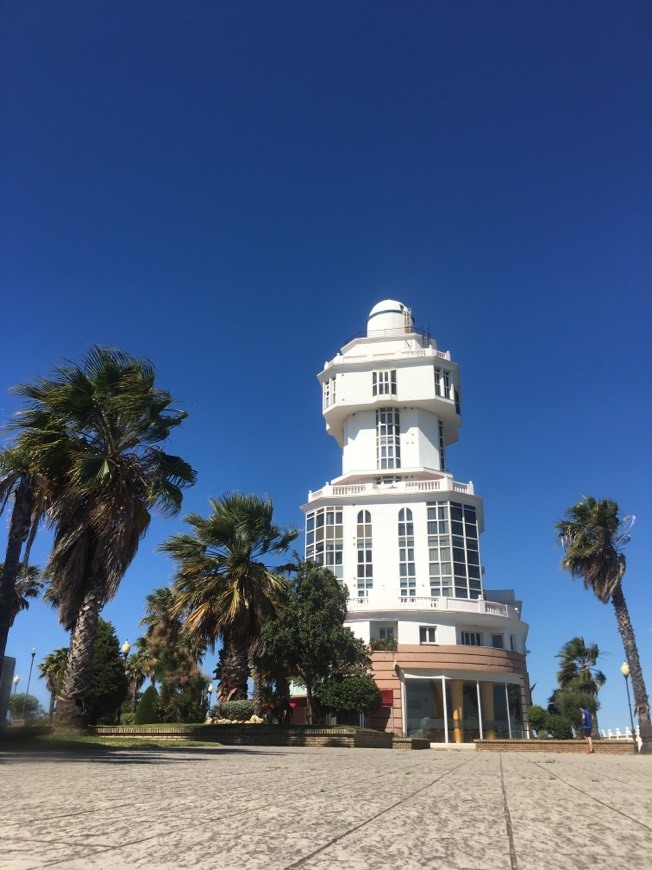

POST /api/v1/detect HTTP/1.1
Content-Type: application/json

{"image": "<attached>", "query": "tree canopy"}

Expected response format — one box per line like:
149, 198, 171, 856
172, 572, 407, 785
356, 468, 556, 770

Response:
261, 561, 371, 723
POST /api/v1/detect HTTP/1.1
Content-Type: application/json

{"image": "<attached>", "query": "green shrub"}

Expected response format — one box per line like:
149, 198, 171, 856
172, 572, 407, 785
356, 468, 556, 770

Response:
315, 673, 382, 717
370, 637, 398, 652
134, 685, 160, 725
121, 712, 136, 726
526, 705, 549, 736
218, 700, 255, 721
546, 714, 573, 739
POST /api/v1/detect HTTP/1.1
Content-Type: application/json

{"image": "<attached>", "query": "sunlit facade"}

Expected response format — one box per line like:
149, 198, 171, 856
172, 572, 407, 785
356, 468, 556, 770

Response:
302, 300, 531, 742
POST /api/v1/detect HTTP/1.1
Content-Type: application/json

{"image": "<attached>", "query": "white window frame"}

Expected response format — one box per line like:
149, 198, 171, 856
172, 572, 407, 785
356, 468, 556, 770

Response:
419, 626, 437, 644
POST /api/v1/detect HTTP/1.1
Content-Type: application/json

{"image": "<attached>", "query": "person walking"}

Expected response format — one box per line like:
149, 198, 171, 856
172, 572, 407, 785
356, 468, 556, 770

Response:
580, 706, 594, 753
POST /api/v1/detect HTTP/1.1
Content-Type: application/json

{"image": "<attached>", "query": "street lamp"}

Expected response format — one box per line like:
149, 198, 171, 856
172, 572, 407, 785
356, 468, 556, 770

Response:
620, 662, 637, 754
22, 649, 36, 719
119, 641, 131, 726
207, 683, 214, 715
12, 675, 20, 694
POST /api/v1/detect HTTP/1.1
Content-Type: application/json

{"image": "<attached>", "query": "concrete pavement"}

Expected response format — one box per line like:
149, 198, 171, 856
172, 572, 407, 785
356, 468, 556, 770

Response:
1, 745, 651, 869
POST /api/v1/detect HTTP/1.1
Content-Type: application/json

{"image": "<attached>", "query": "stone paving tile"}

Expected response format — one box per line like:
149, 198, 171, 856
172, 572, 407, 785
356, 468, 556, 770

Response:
1, 747, 651, 870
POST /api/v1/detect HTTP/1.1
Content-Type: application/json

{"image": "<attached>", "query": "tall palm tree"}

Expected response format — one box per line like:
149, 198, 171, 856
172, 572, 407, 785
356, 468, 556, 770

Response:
556, 496, 651, 753
39, 648, 69, 723
160, 493, 298, 701
0, 446, 50, 661
11, 347, 196, 730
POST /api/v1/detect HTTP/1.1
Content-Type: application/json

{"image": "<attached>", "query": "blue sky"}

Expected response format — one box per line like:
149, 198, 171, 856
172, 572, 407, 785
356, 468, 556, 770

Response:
2, 1, 650, 732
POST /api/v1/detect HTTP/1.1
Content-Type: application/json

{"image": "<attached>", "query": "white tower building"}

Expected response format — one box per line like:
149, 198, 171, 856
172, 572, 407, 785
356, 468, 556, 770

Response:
302, 300, 530, 742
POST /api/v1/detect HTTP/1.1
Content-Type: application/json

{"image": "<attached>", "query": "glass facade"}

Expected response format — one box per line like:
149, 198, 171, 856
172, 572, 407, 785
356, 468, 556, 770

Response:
305, 506, 343, 579
428, 500, 482, 598
405, 677, 524, 743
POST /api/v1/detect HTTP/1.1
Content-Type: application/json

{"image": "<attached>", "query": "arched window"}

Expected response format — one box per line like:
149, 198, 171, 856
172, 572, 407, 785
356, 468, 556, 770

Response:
398, 508, 416, 597
356, 510, 373, 597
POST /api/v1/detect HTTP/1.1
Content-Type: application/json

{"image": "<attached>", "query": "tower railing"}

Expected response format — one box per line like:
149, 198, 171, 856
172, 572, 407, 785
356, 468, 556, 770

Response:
308, 477, 475, 502
323, 344, 451, 370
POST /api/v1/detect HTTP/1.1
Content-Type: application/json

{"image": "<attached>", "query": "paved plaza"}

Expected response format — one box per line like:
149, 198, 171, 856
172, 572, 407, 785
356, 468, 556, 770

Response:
1, 745, 651, 869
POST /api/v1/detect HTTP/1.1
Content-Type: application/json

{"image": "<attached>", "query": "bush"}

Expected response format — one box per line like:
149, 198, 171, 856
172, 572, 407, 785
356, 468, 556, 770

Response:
315, 673, 382, 717
546, 714, 574, 739
121, 712, 136, 726
370, 637, 398, 652
527, 705, 549, 736
8, 693, 46, 722
134, 685, 160, 725
218, 700, 255, 721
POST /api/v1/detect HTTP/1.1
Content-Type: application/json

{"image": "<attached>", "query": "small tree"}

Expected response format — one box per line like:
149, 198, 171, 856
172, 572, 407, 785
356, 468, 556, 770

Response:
526, 705, 549, 737
315, 673, 382, 725
8, 693, 46, 722
134, 684, 160, 725
261, 561, 371, 724
548, 686, 599, 735
85, 619, 129, 725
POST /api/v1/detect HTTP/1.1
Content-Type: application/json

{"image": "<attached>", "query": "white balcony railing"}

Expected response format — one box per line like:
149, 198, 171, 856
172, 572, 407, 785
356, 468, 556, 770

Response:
347, 596, 520, 620
308, 477, 474, 502
323, 345, 451, 370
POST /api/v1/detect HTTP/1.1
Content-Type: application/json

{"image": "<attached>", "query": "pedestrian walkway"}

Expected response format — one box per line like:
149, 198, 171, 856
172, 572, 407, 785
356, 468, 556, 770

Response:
1, 745, 650, 869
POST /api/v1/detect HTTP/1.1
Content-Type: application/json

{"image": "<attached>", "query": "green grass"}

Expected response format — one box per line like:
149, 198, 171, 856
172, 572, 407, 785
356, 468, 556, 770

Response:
0, 732, 222, 752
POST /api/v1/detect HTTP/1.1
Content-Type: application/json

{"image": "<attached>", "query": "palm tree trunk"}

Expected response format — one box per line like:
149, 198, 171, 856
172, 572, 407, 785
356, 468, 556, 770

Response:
612, 585, 652, 753
215, 629, 249, 702
0, 474, 34, 661
251, 661, 264, 718
53, 576, 103, 732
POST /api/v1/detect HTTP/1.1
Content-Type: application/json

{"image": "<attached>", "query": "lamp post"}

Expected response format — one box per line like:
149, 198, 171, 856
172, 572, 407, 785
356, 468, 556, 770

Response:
207, 682, 214, 716
22, 648, 36, 719
119, 641, 131, 725
620, 662, 637, 754
12, 675, 20, 694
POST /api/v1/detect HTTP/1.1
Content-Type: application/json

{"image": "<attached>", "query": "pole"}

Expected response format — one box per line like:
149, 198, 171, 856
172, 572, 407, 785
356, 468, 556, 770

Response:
624, 673, 637, 754
22, 649, 35, 718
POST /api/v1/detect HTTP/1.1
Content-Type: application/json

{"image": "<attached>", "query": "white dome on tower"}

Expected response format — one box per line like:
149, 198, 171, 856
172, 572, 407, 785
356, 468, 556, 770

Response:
367, 299, 414, 336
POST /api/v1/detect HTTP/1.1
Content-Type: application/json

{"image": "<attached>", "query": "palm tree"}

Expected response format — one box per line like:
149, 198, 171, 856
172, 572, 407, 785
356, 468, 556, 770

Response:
0, 563, 44, 628
555, 636, 605, 737
124, 651, 148, 713
160, 493, 298, 702
39, 648, 69, 723
556, 496, 651, 753
11, 347, 196, 730
556, 636, 606, 695
0, 446, 50, 661
138, 585, 205, 688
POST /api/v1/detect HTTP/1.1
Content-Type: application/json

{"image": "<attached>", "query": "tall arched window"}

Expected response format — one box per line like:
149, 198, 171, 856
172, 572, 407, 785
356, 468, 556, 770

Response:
398, 508, 416, 597
356, 510, 373, 597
